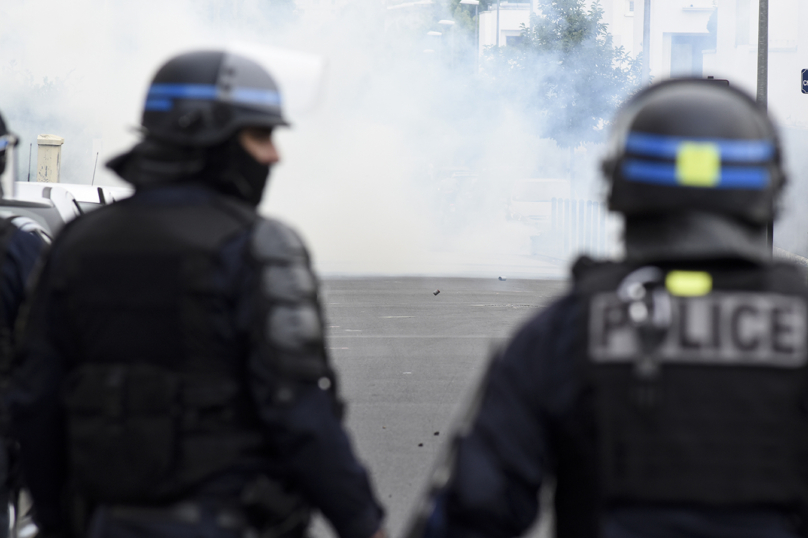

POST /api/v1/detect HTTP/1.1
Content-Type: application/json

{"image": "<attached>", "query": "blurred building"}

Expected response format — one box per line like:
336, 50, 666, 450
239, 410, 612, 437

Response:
479, 2, 534, 56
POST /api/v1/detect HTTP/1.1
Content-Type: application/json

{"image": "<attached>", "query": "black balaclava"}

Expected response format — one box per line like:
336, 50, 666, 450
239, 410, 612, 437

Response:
624, 212, 769, 264
108, 133, 271, 207
201, 135, 271, 207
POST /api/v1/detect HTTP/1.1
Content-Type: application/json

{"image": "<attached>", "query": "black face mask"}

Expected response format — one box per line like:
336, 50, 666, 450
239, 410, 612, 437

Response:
204, 136, 271, 207
108, 135, 270, 206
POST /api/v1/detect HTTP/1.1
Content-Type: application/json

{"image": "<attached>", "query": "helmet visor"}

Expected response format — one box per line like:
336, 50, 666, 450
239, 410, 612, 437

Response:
228, 43, 328, 125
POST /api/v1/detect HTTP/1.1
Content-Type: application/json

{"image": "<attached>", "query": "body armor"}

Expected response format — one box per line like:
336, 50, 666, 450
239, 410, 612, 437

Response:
56, 191, 333, 505
574, 260, 808, 511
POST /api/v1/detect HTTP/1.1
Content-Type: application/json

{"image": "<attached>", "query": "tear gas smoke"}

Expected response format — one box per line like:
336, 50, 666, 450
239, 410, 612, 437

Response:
1, 0, 805, 276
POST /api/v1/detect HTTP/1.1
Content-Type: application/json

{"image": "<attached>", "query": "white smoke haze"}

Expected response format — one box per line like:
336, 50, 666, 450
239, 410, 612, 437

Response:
2, 0, 804, 277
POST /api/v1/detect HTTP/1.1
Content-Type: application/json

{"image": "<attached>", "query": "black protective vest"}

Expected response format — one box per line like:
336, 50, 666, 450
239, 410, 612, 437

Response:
0, 217, 23, 439
572, 260, 808, 514
55, 196, 266, 504
0, 217, 20, 375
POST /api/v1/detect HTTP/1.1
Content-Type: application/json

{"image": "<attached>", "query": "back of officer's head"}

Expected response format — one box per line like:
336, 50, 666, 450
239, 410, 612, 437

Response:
602, 79, 784, 262
109, 50, 288, 206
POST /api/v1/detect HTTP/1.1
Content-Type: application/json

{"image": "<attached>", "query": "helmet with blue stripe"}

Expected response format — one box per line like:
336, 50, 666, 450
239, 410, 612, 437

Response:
602, 79, 783, 226
141, 50, 289, 147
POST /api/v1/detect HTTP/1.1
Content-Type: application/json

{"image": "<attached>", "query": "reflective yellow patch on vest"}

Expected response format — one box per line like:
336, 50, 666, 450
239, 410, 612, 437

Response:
676, 142, 721, 187
666, 271, 713, 297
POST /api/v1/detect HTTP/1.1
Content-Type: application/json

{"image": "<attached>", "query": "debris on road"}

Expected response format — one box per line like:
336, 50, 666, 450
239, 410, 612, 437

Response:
498, 276, 507, 281
433, 289, 440, 296
434, 432, 439, 436
418, 443, 423, 447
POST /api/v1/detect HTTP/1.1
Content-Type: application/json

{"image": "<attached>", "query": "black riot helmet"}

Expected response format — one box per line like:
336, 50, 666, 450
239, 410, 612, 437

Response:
602, 79, 784, 227
142, 50, 289, 147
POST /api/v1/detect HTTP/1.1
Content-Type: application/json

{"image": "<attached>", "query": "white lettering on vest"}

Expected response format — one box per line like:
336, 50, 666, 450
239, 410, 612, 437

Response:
590, 292, 808, 367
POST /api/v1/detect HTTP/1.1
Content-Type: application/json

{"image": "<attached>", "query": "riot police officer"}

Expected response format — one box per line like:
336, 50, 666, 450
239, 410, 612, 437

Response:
0, 111, 48, 537
9, 51, 385, 538
411, 79, 808, 538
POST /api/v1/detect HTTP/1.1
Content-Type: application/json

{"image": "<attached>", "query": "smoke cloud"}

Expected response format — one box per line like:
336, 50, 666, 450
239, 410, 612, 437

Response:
3, 0, 803, 276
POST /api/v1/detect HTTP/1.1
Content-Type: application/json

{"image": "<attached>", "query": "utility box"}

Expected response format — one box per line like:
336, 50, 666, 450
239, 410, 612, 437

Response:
37, 134, 65, 183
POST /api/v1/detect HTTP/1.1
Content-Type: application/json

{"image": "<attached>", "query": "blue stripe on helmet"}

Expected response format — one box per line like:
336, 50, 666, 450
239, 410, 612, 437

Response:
0, 139, 8, 151
625, 132, 775, 163
145, 84, 281, 111
144, 98, 174, 111
622, 159, 769, 189
147, 83, 218, 99
231, 88, 281, 108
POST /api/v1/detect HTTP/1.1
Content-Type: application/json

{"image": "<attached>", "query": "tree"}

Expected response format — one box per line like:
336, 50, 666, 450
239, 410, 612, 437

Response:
483, 0, 641, 149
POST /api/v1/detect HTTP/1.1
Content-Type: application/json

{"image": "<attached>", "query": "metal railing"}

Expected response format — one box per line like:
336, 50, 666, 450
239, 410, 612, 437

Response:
530, 198, 609, 259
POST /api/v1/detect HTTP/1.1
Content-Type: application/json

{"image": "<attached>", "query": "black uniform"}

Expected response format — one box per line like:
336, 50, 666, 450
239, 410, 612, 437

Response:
10, 48, 383, 538
425, 258, 808, 538
416, 80, 803, 538
0, 217, 46, 538
10, 183, 383, 538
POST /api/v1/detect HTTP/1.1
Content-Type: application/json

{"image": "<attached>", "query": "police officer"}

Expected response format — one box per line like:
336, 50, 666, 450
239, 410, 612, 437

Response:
0, 111, 48, 537
412, 79, 808, 538
9, 51, 385, 538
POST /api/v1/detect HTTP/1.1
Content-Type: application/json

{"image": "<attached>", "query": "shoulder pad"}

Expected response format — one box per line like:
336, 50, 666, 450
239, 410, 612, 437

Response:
262, 264, 317, 302
251, 218, 307, 263
5, 215, 51, 244
573, 258, 634, 294
267, 305, 323, 349
768, 260, 808, 291
570, 255, 597, 280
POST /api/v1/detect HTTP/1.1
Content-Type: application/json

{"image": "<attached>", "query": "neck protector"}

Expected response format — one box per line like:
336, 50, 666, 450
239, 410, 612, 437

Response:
108, 136, 270, 206
202, 136, 270, 207
107, 140, 205, 187
624, 212, 770, 264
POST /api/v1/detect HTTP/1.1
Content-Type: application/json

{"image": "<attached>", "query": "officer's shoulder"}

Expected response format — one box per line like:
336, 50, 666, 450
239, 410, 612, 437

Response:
250, 216, 308, 263
51, 199, 125, 241
1, 214, 44, 237
513, 291, 580, 347
570, 255, 630, 293
0, 216, 47, 252
768, 259, 808, 292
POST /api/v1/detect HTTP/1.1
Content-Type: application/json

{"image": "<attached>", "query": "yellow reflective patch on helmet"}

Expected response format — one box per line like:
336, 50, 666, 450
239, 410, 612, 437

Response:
665, 271, 713, 297
675, 142, 721, 187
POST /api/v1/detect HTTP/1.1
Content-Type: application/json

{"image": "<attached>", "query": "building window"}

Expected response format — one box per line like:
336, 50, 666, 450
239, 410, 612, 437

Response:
628, 1, 634, 12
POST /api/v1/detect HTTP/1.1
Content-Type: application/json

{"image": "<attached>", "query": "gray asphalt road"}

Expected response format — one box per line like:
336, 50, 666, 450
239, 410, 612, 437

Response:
313, 277, 569, 538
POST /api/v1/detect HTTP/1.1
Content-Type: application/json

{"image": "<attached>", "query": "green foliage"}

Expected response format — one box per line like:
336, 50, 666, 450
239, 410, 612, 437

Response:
483, 0, 641, 148
451, 0, 476, 37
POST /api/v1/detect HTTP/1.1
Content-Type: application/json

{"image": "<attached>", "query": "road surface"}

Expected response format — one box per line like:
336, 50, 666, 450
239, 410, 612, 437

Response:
314, 276, 569, 538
